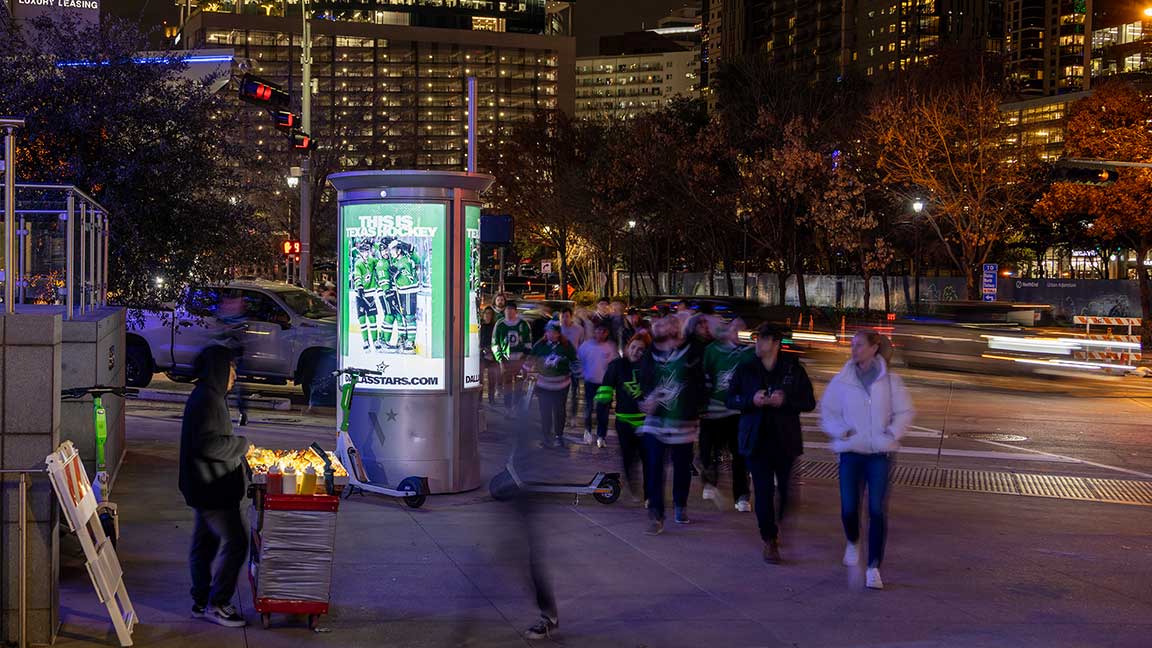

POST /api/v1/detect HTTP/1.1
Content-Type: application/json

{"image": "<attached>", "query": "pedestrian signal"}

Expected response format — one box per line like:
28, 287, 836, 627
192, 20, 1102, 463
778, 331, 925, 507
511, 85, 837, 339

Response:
281, 240, 301, 256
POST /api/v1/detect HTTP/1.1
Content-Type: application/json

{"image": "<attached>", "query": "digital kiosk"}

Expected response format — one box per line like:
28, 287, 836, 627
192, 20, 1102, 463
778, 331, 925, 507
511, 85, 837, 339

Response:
329, 170, 493, 493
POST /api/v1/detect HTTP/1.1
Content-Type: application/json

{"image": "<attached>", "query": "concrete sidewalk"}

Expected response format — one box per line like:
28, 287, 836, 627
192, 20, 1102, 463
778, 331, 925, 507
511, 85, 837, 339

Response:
54, 408, 1152, 648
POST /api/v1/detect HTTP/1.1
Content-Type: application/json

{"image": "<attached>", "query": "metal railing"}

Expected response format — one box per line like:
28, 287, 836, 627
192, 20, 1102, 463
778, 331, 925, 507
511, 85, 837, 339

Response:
2, 184, 110, 319
0, 468, 43, 648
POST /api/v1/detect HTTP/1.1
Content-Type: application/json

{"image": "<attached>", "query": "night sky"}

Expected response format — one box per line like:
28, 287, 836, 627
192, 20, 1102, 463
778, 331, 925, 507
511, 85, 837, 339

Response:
100, 0, 694, 55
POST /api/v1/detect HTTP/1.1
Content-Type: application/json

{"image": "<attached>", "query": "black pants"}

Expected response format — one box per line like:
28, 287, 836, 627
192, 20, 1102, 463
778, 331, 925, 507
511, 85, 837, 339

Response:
510, 415, 558, 624
642, 435, 694, 521
189, 507, 249, 607
699, 415, 749, 500
569, 377, 581, 417
501, 359, 525, 409
584, 381, 609, 438
482, 359, 500, 404
536, 387, 568, 440
745, 450, 796, 542
617, 420, 647, 499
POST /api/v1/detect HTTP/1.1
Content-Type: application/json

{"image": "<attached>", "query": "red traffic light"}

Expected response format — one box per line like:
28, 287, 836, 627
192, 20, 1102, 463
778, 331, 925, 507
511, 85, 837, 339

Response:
239, 74, 289, 109
273, 110, 299, 131
281, 240, 301, 256
291, 132, 316, 150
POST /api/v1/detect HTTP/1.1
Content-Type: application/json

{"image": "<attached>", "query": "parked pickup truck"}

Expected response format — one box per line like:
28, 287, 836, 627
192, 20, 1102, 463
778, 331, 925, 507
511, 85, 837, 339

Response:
126, 281, 338, 400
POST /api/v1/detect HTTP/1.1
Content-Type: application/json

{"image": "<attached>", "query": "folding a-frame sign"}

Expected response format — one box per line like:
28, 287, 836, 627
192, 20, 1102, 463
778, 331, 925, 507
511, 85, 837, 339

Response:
46, 441, 138, 646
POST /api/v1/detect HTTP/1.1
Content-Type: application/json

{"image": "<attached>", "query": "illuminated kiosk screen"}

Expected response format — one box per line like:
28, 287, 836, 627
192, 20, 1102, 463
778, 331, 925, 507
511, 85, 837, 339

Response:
464, 205, 482, 389
341, 202, 447, 391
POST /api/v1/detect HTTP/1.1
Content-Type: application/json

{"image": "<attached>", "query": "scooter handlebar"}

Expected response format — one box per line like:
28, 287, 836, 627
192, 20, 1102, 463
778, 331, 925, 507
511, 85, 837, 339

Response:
61, 386, 140, 399
331, 368, 383, 378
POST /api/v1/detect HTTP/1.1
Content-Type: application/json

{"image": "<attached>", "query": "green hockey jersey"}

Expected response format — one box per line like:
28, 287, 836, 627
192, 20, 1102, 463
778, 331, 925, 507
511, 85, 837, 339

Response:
492, 317, 533, 362
702, 341, 754, 419
392, 253, 421, 294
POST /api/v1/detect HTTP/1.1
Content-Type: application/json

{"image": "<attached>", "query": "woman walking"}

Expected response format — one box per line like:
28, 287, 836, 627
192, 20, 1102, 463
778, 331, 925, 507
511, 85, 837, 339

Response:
479, 306, 499, 405
820, 329, 914, 590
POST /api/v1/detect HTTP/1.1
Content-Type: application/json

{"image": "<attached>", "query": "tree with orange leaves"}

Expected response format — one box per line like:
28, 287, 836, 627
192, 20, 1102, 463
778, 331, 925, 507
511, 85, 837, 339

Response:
1034, 82, 1152, 348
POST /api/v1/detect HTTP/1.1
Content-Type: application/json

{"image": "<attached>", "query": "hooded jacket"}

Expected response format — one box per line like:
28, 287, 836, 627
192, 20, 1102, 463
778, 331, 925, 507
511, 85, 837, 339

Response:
179, 346, 248, 510
819, 357, 914, 455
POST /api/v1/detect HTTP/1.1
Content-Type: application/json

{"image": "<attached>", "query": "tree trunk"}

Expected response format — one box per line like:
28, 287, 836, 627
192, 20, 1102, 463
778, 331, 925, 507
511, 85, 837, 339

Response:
708, 261, 716, 295
558, 247, 569, 301
796, 269, 808, 311
965, 265, 979, 301
1138, 247, 1152, 351
776, 272, 788, 306
862, 271, 871, 318
901, 274, 912, 314
882, 272, 892, 314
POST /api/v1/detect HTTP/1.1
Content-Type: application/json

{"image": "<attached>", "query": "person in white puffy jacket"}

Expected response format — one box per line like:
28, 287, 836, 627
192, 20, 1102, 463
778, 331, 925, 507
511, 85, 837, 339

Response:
820, 329, 914, 591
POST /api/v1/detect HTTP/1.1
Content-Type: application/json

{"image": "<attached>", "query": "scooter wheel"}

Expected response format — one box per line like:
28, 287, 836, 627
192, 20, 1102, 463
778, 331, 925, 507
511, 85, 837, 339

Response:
398, 476, 427, 509
308, 614, 321, 630
594, 476, 622, 505
488, 469, 518, 501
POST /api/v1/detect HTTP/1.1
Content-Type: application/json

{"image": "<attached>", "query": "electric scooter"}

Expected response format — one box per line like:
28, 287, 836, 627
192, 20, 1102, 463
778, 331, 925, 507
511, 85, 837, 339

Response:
61, 385, 138, 545
487, 370, 622, 505
332, 367, 429, 508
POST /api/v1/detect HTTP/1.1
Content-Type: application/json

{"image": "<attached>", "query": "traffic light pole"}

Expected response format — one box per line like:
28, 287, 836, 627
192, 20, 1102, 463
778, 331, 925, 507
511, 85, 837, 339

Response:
299, 0, 313, 290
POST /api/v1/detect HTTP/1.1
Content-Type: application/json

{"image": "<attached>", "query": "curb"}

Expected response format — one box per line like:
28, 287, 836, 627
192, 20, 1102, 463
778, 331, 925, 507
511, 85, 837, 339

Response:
134, 388, 293, 411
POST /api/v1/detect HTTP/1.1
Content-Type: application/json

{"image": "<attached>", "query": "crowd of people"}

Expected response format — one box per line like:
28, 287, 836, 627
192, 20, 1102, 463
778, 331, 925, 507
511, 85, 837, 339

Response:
176, 290, 913, 639
477, 292, 914, 638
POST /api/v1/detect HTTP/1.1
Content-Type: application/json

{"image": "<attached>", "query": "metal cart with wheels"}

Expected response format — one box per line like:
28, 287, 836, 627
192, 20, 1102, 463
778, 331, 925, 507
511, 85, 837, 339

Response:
248, 492, 339, 630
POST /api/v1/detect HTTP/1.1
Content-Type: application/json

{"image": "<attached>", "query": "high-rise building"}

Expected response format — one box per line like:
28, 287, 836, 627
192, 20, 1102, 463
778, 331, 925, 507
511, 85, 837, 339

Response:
1005, 0, 1089, 96
701, 1, 1005, 89
178, 1, 574, 170
1091, 4, 1152, 79
574, 50, 699, 119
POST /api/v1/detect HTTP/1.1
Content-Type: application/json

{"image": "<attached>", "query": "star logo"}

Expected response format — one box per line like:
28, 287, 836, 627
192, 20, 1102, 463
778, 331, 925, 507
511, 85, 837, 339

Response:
385, 409, 398, 422
376, 362, 390, 374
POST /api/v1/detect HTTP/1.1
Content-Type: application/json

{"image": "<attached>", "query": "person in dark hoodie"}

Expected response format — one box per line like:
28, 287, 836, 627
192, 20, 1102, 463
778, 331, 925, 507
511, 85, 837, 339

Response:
179, 345, 249, 628
727, 323, 816, 565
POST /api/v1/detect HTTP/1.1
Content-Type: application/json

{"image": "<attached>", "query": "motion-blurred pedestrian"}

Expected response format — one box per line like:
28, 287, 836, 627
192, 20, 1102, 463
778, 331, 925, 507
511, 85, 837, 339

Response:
637, 315, 707, 534
577, 322, 617, 447
492, 301, 533, 411
597, 331, 652, 501
700, 318, 755, 511
820, 329, 914, 589
479, 306, 499, 405
728, 323, 816, 564
527, 321, 577, 448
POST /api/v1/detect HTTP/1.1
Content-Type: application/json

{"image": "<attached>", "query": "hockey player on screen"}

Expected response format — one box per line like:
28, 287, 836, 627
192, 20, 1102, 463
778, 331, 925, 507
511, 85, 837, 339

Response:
373, 236, 399, 352
389, 239, 422, 353
352, 240, 380, 351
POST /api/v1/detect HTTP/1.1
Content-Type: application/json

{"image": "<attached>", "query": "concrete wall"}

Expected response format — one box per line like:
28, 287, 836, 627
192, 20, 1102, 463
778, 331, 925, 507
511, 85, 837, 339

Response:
0, 312, 63, 646
618, 272, 1144, 322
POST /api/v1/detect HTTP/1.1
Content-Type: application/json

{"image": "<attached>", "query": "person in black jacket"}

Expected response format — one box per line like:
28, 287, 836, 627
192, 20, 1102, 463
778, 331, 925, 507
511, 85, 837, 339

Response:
727, 323, 816, 565
179, 345, 249, 628
479, 306, 499, 404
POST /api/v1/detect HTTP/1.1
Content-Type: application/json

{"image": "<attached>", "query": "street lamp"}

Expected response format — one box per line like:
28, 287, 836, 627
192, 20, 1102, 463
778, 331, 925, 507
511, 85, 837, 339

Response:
286, 175, 300, 189
1144, 7, 1152, 17
627, 220, 637, 303
912, 199, 925, 214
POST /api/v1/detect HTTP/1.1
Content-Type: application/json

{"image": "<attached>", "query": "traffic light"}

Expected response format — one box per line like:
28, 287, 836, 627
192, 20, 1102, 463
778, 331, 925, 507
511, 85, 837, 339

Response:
238, 74, 289, 109
272, 110, 300, 131
281, 240, 301, 256
290, 131, 316, 150
1053, 163, 1120, 185
238, 74, 316, 150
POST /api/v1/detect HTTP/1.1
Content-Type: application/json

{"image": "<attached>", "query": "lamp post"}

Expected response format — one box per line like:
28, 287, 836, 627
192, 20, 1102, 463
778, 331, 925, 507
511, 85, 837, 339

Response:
627, 219, 636, 304
298, 0, 314, 290
740, 213, 750, 299
910, 199, 925, 313
2, 118, 24, 314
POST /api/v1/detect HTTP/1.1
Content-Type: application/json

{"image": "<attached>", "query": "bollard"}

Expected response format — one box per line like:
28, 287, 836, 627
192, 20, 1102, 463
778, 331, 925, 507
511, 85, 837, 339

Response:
840, 315, 847, 343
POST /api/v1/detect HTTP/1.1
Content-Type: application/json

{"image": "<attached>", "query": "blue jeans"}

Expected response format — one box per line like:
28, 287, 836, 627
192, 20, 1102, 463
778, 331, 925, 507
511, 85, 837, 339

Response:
838, 452, 892, 568
641, 435, 694, 521
584, 381, 609, 438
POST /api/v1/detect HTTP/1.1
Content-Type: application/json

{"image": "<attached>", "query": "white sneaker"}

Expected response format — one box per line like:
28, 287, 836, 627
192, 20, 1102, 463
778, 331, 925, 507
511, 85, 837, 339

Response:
596, 437, 607, 448
734, 496, 751, 513
866, 567, 884, 590
583, 431, 594, 445
702, 485, 718, 501
843, 542, 859, 567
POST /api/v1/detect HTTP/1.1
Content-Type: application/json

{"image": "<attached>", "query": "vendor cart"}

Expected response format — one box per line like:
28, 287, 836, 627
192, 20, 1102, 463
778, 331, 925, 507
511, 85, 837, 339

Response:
249, 492, 339, 629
